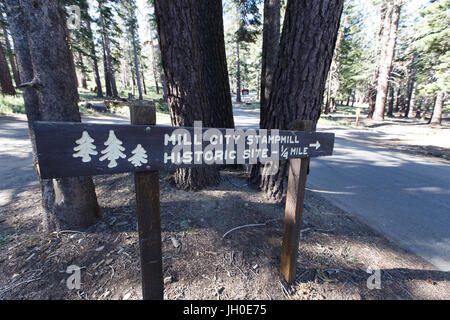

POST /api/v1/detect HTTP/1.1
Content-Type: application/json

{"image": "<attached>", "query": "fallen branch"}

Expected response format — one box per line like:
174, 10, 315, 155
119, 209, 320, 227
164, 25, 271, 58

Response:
222, 219, 280, 238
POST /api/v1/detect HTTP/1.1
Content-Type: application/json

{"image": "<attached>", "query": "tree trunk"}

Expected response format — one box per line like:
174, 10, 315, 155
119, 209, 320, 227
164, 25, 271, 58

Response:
260, 0, 280, 128
161, 73, 167, 103
86, 15, 103, 97
154, 0, 222, 190
98, 1, 118, 98
367, 1, 388, 119
142, 70, 147, 95
415, 98, 422, 118
79, 52, 88, 89
395, 87, 401, 112
405, 81, 415, 118
373, 0, 402, 121
195, 0, 234, 128
131, 28, 143, 100
1, 24, 21, 86
0, 40, 15, 95
387, 84, 395, 117
102, 43, 112, 96
251, 0, 344, 200
5, 0, 100, 232
430, 92, 444, 125
235, 39, 242, 103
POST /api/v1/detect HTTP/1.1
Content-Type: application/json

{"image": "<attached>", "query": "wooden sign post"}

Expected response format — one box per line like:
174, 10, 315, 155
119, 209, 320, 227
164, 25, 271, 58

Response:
33, 110, 335, 298
130, 102, 164, 300
280, 120, 312, 284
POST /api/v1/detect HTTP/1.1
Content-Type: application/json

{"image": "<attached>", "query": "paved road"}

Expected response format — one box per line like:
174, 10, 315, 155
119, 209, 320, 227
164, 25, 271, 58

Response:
308, 128, 450, 272
234, 107, 450, 271
1, 107, 449, 271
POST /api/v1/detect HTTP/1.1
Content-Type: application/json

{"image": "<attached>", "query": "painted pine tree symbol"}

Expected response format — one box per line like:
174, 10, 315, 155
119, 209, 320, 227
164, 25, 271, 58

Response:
99, 130, 126, 168
128, 144, 148, 167
73, 131, 98, 163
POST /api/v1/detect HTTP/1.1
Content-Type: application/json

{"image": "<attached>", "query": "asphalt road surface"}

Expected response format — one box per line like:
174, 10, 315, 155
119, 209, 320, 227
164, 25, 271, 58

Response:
0, 107, 448, 271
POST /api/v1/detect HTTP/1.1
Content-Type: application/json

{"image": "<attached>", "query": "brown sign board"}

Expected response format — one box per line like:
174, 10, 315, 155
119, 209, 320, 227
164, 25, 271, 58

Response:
34, 121, 334, 179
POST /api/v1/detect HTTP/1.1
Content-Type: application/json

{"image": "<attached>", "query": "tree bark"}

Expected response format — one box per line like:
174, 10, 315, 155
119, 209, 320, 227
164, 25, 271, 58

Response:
373, 0, 402, 121
0, 39, 15, 95
5, 0, 100, 232
260, 0, 280, 128
430, 92, 444, 125
251, 0, 344, 200
195, 0, 234, 129
154, 0, 223, 190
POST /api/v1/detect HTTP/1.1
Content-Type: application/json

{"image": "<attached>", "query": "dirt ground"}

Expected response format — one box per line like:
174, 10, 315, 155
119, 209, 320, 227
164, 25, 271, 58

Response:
0, 167, 448, 300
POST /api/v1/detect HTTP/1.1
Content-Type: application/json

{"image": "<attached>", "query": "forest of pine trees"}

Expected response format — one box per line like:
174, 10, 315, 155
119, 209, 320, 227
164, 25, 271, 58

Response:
0, 0, 448, 228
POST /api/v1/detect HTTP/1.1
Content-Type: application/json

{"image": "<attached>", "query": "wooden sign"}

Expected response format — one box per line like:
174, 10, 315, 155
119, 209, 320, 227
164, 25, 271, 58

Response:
34, 121, 334, 179
33, 110, 335, 298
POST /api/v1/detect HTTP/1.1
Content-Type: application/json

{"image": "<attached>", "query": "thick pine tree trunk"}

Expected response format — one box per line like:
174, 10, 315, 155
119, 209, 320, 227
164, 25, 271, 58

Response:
195, 0, 234, 129
373, 0, 402, 121
0, 41, 15, 95
251, 0, 344, 200
5, 0, 100, 232
430, 92, 444, 125
260, 0, 280, 128
154, 0, 223, 190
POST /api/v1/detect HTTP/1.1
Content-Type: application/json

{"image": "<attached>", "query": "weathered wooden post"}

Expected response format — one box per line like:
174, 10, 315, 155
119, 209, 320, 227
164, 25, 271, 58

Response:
280, 120, 313, 284
129, 101, 164, 300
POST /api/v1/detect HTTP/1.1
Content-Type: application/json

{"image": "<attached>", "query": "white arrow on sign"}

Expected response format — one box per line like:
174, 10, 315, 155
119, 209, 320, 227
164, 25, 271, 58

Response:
309, 140, 321, 150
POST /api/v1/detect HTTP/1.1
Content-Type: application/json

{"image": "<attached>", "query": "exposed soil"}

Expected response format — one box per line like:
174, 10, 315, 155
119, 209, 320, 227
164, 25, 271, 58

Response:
0, 168, 448, 300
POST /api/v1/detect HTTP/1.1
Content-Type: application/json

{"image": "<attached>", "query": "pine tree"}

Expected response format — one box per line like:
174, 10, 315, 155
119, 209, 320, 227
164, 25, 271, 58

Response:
373, 0, 403, 121
4, 0, 100, 231
128, 144, 148, 167
73, 131, 98, 163
251, 0, 344, 200
414, 0, 449, 125
100, 130, 126, 168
